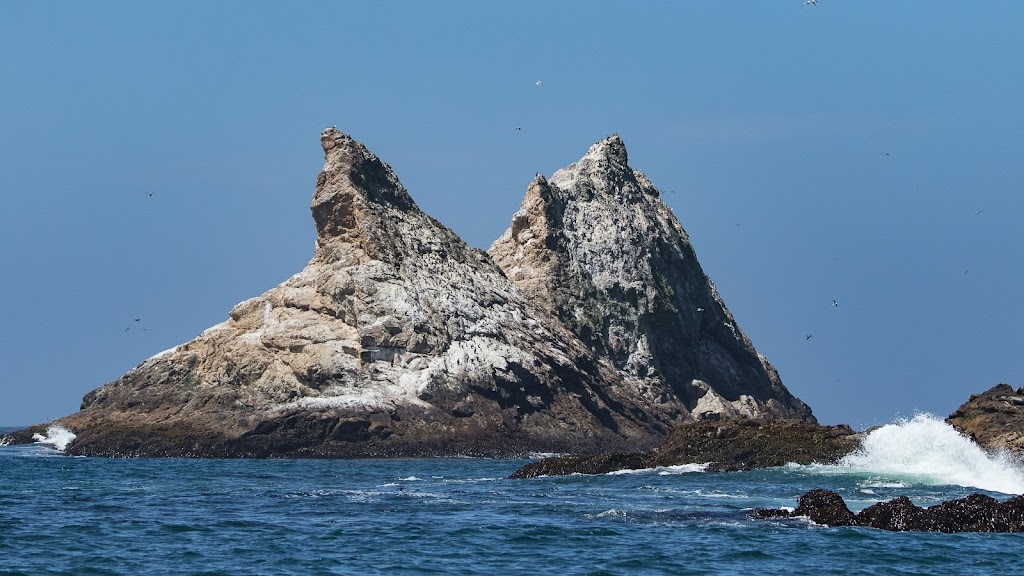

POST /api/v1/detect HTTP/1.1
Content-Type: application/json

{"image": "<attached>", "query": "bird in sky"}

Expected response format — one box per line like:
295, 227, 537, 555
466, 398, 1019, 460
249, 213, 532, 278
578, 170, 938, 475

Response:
803, 0, 817, 5
515, 127, 522, 131
805, 334, 813, 340
536, 80, 542, 87
973, 209, 983, 215
146, 192, 153, 197
832, 299, 838, 308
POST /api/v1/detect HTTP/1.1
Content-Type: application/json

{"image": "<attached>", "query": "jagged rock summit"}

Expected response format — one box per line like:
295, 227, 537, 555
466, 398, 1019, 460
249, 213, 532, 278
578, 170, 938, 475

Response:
490, 134, 810, 422
11, 129, 812, 457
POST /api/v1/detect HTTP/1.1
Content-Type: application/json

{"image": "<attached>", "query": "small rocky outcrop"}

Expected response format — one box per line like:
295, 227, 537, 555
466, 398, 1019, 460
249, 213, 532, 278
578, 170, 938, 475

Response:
753, 489, 1024, 532
947, 383, 1024, 456
510, 419, 861, 477
8, 130, 812, 458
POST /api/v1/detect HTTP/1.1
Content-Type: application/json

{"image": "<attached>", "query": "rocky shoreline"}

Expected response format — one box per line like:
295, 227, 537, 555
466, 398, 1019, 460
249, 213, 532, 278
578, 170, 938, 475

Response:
510, 418, 862, 477
509, 382, 1024, 478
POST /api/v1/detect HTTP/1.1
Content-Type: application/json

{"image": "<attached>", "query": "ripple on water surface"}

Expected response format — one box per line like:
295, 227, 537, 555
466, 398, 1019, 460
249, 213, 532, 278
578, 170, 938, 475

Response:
2, 426, 1024, 575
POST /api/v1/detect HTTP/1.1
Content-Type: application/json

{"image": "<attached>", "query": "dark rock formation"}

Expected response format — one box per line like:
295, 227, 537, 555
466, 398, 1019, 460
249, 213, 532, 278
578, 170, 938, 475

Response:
509, 452, 649, 478
7, 130, 812, 458
790, 489, 858, 526
752, 489, 1024, 532
510, 419, 861, 477
947, 383, 1024, 456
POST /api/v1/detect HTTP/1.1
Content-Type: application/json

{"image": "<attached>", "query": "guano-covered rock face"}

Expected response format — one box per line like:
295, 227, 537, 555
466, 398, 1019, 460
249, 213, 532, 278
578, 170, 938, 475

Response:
490, 134, 812, 423
12, 130, 813, 458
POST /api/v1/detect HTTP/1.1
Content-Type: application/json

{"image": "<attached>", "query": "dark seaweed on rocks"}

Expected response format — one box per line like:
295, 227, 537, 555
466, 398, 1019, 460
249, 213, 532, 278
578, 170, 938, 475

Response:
752, 489, 1024, 533
510, 419, 862, 478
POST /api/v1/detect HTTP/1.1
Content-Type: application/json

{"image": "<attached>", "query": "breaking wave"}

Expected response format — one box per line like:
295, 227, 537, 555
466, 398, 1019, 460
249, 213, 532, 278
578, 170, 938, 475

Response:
802, 413, 1024, 494
32, 425, 76, 451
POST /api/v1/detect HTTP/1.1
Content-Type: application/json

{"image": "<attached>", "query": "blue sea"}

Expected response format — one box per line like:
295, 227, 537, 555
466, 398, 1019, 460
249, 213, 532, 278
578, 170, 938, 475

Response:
3, 415, 1024, 576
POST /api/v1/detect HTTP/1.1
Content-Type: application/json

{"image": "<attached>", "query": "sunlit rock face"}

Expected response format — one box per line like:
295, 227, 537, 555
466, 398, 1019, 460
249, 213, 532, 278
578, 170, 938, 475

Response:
20, 130, 812, 458
490, 134, 812, 424
948, 383, 1024, 455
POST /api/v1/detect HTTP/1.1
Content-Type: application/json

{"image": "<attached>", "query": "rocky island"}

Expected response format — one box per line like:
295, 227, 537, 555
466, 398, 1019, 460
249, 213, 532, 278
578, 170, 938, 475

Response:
5, 129, 812, 458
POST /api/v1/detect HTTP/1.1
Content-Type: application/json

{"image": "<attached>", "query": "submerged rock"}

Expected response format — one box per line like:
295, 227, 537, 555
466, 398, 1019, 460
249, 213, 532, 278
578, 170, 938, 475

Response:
510, 419, 861, 477
947, 383, 1024, 456
12, 130, 811, 458
753, 489, 1024, 532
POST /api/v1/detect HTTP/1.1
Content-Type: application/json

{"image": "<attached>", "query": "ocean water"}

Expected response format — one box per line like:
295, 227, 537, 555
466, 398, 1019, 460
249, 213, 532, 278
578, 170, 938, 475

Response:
3, 415, 1023, 576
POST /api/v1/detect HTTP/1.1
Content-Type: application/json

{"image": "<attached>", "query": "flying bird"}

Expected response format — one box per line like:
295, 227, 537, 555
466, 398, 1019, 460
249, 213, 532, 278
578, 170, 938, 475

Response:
536, 80, 542, 87
803, 0, 817, 5
805, 334, 813, 340
832, 300, 838, 308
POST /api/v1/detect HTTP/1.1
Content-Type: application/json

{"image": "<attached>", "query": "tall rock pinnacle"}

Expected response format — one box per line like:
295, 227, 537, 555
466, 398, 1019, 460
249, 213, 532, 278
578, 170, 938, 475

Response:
490, 134, 812, 421
14, 130, 812, 458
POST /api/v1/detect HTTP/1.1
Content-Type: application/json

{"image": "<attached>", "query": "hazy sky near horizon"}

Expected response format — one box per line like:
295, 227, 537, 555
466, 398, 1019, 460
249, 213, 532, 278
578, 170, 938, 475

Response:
2, 1, 1022, 428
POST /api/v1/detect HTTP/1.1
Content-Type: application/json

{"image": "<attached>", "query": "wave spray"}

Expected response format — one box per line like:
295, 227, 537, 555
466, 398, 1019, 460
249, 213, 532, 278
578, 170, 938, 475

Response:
31, 425, 76, 451
830, 414, 1024, 494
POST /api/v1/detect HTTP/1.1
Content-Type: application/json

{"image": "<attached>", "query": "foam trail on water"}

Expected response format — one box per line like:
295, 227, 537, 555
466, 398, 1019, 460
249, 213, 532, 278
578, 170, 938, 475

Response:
816, 414, 1024, 494
32, 425, 76, 452
606, 464, 710, 476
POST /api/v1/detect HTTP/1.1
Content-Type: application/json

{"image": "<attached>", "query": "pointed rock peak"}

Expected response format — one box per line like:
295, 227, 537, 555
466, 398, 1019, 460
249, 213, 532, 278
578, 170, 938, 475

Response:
549, 133, 632, 192
311, 129, 418, 242
587, 133, 628, 165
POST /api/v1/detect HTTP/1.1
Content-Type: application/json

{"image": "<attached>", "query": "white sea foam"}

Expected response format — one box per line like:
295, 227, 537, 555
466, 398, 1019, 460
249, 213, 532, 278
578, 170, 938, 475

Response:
31, 425, 76, 451
804, 413, 1024, 495
606, 463, 710, 476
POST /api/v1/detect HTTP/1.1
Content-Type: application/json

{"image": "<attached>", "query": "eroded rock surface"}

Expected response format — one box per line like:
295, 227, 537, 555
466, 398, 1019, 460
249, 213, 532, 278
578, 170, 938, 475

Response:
10, 130, 812, 458
947, 383, 1024, 456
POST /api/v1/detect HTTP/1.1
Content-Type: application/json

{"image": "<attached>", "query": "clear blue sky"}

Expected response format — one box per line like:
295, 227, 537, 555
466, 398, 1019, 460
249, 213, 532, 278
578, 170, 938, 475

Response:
2, 1, 1021, 428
